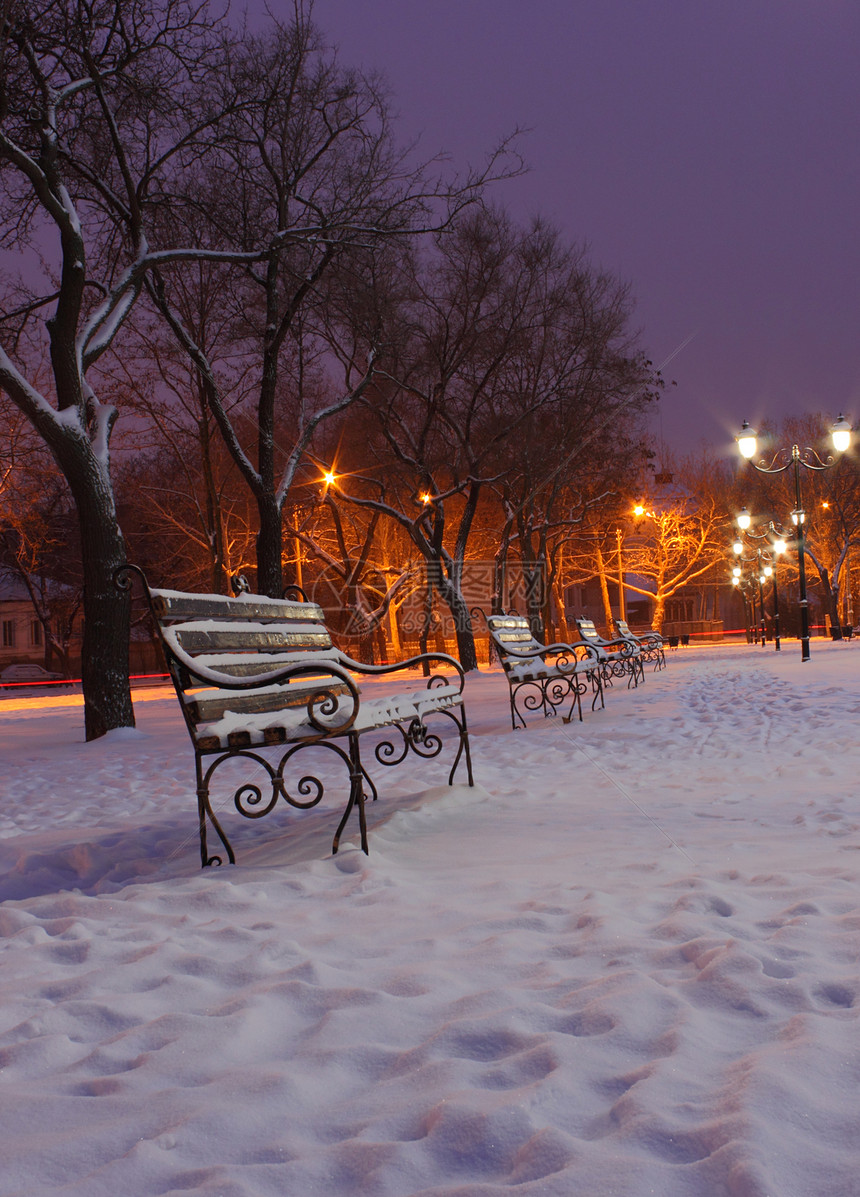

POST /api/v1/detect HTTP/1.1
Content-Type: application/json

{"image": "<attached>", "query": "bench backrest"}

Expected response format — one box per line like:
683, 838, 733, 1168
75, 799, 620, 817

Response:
575, 618, 604, 646
485, 614, 546, 669
616, 618, 662, 647
149, 588, 355, 750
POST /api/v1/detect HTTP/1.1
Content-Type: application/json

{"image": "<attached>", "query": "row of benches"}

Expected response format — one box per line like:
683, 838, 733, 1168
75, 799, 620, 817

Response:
116, 567, 664, 869
485, 613, 665, 730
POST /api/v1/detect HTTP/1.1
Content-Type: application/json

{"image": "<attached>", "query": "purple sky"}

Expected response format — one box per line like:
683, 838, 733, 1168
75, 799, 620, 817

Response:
304, 0, 860, 461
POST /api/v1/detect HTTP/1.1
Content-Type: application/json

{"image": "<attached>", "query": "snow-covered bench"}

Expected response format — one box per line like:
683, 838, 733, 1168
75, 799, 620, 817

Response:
574, 617, 644, 688
615, 618, 666, 672
116, 566, 473, 867
486, 614, 605, 729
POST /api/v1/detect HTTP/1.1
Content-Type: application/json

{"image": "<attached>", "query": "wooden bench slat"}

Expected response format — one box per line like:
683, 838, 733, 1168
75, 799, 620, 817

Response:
169, 628, 334, 654
186, 650, 343, 678
184, 679, 353, 723
151, 590, 325, 622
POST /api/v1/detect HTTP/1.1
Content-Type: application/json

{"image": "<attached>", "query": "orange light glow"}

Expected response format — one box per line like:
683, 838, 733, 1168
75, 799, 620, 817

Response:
421, 492, 432, 504
633, 504, 645, 517
323, 470, 337, 487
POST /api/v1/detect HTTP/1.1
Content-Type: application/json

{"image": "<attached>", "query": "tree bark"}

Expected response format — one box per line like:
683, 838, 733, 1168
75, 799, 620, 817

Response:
255, 493, 284, 598
60, 444, 134, 739
443, 584, 479, 672
595, 544, 614, 633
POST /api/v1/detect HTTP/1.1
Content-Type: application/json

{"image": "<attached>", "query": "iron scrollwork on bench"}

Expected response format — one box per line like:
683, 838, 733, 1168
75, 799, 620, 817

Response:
115, 565, 474, 867
575, 617, 644, 688
485, 613, 605, 730
614, 618, 666, 672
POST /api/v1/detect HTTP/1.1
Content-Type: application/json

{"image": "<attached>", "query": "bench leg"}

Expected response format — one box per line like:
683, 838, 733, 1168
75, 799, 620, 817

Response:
445, 705, 474, 787
509, 688, 524, 730
332, 733, 369, 856
560, 675, 583, 724
508, 680, 549, 729
196, 753, 236, 868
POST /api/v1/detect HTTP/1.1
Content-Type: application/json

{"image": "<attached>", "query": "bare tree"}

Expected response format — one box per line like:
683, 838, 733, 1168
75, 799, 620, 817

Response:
145, 8, 518, 598
0, 0, 259, 736
329, 212, 657, 666
107, 290, 258, 594
621, 482, 728, 632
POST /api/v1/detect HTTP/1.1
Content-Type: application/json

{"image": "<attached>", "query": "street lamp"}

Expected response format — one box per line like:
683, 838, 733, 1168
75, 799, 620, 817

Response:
732, 514, 787, 652
731, 568, 757, 643
736, 416, 852, 661
614, 503, 650, 626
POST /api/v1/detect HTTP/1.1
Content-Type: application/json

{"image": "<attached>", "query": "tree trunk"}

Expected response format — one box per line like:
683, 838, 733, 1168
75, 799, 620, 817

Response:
652, 593, 666, 633
492, 538, 511, 614
523, 565, 543, 640
65, 455, 134, 740
435, 575, 478, 671
595, 544, 614, 633
828, 585, 843, 639
256, 493, 284, 598
552, 575, 571, 642
812, 561, 843, 640
387, 600, 403, 659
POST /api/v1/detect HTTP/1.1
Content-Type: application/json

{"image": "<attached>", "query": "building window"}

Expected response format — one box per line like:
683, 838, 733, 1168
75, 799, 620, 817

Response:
2, 620, 15, 648
30, 620, 43, 647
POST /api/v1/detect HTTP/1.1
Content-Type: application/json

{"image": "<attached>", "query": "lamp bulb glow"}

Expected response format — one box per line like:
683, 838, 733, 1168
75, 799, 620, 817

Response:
831, 414, 852, 454
737, 421, 758, 460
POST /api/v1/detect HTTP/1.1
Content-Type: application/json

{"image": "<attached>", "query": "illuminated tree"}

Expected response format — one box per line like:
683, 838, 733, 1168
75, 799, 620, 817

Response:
620, 485, 729, 632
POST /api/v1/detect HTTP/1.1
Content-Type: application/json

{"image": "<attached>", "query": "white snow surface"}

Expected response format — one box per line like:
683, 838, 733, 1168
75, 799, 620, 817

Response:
2, 642, 860, 1196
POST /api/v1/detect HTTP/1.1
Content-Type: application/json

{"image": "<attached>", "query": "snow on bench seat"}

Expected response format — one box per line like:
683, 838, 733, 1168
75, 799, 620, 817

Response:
117, 567, 474, 867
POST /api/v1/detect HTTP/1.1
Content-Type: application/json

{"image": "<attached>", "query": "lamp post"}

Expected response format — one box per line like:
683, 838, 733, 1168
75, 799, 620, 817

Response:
732, 512, 787, 651
736, 416, 852, 661
615, 527, 626, 623
731, 569, 756, 643
613, 504, 649, 627
762, 553, 783, 651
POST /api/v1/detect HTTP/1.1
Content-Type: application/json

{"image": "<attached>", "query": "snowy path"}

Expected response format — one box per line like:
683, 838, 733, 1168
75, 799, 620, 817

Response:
1, 644, 859, 1195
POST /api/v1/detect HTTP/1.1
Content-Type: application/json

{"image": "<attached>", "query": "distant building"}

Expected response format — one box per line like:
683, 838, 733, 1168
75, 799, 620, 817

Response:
0, 577, 49, 668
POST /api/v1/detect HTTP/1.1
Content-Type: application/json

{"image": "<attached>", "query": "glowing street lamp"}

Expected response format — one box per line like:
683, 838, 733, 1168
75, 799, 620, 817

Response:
736, 415, 852, 660
732, 512, 787, 652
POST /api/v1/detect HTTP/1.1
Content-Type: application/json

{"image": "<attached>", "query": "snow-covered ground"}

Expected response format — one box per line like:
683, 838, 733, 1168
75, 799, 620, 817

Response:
2, 641, 859, 1196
